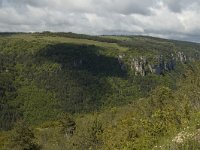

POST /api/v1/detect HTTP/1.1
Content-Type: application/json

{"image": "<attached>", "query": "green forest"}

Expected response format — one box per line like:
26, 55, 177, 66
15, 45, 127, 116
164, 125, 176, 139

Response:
0, 32, 200, 150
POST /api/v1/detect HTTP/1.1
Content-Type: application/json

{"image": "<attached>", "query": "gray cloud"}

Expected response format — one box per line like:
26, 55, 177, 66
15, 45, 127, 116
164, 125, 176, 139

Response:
3, 0, 49, 8
3, 0, 155, 15
0, 0, 199, 42
164, 0, 200, 13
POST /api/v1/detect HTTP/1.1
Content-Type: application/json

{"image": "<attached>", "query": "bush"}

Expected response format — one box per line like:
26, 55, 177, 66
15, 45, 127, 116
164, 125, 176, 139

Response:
8, 121, 40, 150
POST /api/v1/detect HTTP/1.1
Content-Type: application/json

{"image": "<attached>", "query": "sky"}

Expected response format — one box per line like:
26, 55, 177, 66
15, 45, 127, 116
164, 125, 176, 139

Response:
0, 0, 200, 42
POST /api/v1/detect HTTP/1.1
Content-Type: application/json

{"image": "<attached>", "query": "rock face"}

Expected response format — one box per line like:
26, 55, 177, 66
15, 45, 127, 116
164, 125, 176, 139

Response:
118, 51, 190, 76
131, 57, 146, 76
130, 54, 176, 76
118, 54, 126, 71
166, 54, 176, 71
177, 51, 187, 63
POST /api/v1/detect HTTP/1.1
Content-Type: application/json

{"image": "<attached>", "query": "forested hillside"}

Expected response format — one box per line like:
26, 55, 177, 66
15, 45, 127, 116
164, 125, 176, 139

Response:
0, 32, 200, 150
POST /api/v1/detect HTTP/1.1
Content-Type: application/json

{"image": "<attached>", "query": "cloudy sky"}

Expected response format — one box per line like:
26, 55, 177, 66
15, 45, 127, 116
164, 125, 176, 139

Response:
0, 0, 200, 42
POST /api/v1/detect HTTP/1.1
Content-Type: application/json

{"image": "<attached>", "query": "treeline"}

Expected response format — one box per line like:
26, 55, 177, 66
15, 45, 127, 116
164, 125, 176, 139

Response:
34, 32, 120, 44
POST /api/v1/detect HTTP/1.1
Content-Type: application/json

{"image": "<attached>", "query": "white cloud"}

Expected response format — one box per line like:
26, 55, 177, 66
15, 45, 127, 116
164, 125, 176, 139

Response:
0, 0, 199, 42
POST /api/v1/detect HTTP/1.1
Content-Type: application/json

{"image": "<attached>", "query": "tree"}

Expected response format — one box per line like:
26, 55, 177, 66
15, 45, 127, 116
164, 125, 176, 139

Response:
8, 121, 40, 150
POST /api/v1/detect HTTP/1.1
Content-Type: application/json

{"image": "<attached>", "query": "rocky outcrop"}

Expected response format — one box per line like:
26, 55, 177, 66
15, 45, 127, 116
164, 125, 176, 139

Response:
177, 51, 187, 63
131, 57, 146, 76
118, 51, 191, 76
118, 54, 126, 71
131, 54, 177, 76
